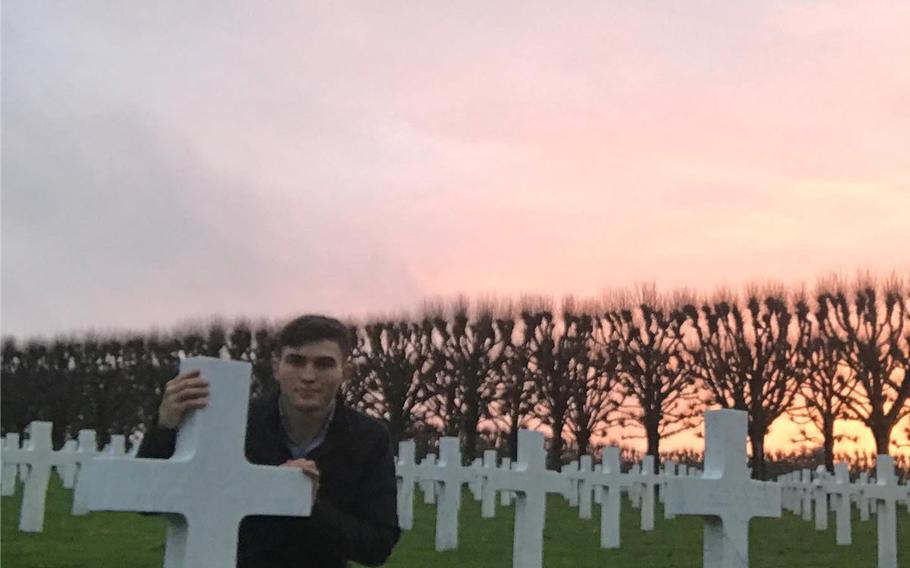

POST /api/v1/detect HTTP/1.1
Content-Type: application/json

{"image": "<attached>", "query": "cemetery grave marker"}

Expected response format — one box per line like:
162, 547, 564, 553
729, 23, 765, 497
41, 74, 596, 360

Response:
418, 454, 438, 504
415, 437, 474, 551
71, 429, 99, 515
489, 429, 571, 568
665, 409, 781, 568
812, 465, 829, 531
5, 421, 79, 532
81, 357, 313, 568
1, 433, 22, 496
395, 440, 417, 530
863, 455, 901, 568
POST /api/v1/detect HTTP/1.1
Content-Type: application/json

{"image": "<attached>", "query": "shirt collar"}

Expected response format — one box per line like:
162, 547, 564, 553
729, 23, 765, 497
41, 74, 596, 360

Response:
278, 395, 336, 448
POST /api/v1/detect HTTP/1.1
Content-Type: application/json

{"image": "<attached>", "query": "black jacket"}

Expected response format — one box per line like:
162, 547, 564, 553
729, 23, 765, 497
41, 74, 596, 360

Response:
137, 392, 401, 567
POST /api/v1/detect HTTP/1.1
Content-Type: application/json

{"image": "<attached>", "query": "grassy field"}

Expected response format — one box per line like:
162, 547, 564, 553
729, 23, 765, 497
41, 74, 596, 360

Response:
2, 477, 907, 567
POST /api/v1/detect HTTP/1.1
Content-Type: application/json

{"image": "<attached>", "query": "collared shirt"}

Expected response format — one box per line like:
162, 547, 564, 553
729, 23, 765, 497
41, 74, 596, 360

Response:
278, 397, 336, 459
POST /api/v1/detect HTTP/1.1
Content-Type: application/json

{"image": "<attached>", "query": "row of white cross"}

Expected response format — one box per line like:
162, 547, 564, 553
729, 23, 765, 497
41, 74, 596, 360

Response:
2, 357, 908, 568
775, 461, 910, 568
396, 428, 909, 568
1, 424, 137, 531
397, 442, 707, 548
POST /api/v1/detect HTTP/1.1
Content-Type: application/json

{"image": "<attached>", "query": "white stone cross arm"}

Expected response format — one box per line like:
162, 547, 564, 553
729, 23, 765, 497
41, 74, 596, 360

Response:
82, 357, 313, 568
665, 409, 781, 568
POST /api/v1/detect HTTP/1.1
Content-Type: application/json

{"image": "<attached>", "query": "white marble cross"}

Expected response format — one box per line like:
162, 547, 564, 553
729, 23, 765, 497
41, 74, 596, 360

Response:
416, 437, 473, 551
636, 455, 658, 531
590, 446, 626, 549
5, 421, 79, 532
665, 409, 781, 568
490, 429, 570, 568
71, 429, 99, 515
418, 453, 438, 504
823, 462, 854, 546
81, 357, 313, 568
468, 457, 484, 501
395, 440, 417, 530
56, 440, 79, 488
480, 449, 500, 518
576, 455, 594, 519
499, 457, 514, 506
777, 472, 796, 513
863, 455, 901, 568
1, 433, 22, 496
856, 472, 872, 522
102, 434, 127, 457
627, 463, 642, 509
562, 459, 580, 507
800, 468, 813, 522
812, 465, 829, 531
662, 460, 677, 519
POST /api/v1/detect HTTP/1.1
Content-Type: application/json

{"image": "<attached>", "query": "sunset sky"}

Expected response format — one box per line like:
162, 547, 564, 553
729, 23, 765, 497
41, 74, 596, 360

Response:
3, 2, 908, 453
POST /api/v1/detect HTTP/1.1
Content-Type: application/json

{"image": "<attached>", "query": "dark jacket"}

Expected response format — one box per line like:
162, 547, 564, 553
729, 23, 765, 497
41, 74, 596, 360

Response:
138, 392, 401, 567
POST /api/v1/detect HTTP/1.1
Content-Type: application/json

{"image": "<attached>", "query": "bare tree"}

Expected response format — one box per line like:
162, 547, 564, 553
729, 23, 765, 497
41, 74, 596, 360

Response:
354, 319, 440, 446
600, 286, 700, 469
789, 302, 858, 472
564, 299, 623, 459
487, 315, 530, 460
434, 300, 511, 461
816, 274, 910, 455
683, 284, 809, 479
520, 304, 582, 468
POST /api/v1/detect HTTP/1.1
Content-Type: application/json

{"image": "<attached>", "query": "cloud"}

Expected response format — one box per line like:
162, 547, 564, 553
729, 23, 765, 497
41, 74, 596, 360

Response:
2, 1, 908, 336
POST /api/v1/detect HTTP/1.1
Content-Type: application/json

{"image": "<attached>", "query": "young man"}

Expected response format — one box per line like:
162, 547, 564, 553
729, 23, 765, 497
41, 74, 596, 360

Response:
138, 314, 401, 567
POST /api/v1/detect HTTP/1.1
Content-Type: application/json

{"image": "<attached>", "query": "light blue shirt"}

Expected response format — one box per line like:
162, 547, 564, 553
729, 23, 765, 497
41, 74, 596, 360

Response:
279, 398, 336, 459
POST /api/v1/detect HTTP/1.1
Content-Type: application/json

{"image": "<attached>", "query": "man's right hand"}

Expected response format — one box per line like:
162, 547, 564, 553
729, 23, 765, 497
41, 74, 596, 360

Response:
157, 370, 210, 429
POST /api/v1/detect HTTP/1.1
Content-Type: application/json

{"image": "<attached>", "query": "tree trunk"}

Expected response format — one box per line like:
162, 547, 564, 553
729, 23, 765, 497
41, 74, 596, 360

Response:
548, 418, 565, 469
576, 428, 590, 458
749, 428, 766, 480
463, 425, 478, 463
389, 407, 407, 448
645, 411, 661, 471
871, 420, 893, 455
822, 417, 835, 473
508, 422, 519, 461
462, 388, 481, 461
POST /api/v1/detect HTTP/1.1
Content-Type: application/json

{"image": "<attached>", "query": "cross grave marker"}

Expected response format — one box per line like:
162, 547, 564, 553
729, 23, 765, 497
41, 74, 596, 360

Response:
81, 357, 313, 568
665, 409, 781, 568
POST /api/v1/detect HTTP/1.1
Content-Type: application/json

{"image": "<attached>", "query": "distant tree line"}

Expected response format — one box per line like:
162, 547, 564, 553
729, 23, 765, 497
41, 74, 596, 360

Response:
2, 273, 908, 481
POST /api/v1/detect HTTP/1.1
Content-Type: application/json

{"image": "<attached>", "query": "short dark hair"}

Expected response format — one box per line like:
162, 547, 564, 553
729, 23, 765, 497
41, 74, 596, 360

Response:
275, 314, 352, 358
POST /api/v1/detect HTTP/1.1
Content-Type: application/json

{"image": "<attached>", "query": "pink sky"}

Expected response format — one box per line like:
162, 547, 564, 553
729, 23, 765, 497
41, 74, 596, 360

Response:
3, 2, 909, 453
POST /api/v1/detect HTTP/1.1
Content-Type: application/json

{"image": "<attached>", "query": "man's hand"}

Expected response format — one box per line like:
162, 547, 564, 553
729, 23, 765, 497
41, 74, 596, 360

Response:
282, 458, 321, 498
157, 370, 209, 429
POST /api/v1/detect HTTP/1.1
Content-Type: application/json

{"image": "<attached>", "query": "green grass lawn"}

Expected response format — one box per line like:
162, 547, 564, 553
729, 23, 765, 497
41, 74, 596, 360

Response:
2, 477, 907, 567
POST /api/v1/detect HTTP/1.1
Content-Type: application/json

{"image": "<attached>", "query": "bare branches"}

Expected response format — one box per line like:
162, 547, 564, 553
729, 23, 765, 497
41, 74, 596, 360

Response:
815, 273, 910, 453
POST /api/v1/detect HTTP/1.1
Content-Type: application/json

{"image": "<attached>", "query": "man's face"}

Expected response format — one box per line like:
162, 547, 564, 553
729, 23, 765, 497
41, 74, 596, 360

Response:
273, 340, 350, 414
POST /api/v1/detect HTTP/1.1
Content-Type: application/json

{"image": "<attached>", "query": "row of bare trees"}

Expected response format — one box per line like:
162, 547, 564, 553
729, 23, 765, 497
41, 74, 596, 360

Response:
2, 274, 908, 480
